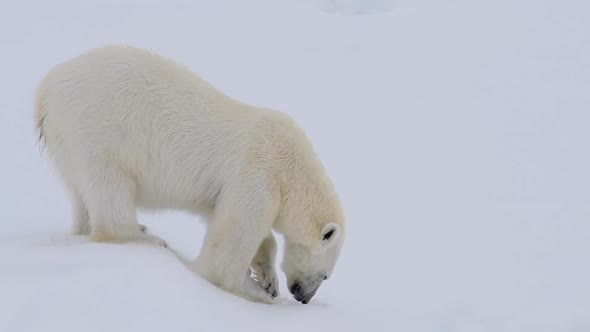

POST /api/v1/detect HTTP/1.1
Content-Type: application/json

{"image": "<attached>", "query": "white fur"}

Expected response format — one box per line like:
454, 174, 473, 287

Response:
35, 45, 345, 304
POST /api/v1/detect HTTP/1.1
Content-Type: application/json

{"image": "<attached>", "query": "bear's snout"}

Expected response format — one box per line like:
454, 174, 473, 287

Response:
289, 282, 301, 296
289, 280, 320, 304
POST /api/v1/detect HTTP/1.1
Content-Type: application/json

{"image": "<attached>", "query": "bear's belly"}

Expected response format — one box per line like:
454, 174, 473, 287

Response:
133, 174, 220, 218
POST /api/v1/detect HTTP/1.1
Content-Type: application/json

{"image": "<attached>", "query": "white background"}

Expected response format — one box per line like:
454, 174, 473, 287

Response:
0, 0, 588, 331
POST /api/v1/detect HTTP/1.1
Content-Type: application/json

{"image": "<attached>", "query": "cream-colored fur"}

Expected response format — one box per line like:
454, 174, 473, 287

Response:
35, 45, 345, 304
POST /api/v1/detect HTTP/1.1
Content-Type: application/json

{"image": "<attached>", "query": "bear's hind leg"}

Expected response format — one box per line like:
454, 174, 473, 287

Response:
71, 194, 90, 235
71, 186, 147, 236
250, 233, 279, 298
82, 161, 167, 247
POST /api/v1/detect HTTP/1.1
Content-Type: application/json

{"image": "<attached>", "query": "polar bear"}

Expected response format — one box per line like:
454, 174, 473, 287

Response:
35, 45, 345, 304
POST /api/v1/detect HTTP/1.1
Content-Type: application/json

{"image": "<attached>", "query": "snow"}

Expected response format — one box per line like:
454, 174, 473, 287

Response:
297, 0, 395, 15
0, 0, 589, 331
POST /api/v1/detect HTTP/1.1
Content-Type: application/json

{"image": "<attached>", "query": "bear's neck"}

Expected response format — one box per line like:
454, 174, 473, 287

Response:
273, 153, 341, 244
263, 113, 343, 243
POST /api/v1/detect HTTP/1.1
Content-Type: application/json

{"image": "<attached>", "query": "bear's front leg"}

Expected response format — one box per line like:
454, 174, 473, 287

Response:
250, 233, 279, 298
192, 191, 279, 304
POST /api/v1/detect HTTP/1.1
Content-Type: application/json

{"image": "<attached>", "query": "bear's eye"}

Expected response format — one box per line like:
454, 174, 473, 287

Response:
323, 275, 328, 280
323, 229, 334, 241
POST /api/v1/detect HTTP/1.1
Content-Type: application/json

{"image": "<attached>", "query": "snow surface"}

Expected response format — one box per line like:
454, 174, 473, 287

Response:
1, 0, 589, 331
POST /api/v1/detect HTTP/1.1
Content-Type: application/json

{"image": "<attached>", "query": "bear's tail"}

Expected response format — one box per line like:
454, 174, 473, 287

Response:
34, 75, 50, 149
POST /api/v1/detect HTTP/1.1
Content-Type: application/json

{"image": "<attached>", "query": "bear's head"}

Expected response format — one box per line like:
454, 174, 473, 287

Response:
281, 222, 343, 304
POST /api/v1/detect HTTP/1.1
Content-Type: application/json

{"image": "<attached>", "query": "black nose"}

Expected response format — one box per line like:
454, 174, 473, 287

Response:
289, 282, 301, 295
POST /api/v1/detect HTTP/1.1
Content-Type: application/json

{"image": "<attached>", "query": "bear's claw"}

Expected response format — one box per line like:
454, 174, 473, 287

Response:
261, 278, 279, 298
250, 269, 279, 298
264, 284, 277, 298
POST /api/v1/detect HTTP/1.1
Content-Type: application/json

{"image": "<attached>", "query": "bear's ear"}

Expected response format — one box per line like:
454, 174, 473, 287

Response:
320, 223, 340, 247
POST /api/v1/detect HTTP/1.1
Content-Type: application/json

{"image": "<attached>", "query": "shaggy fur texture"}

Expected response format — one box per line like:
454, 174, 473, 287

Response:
35, 45, 345, 304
